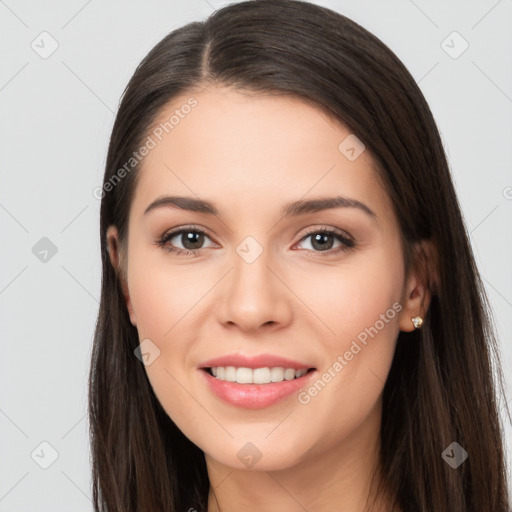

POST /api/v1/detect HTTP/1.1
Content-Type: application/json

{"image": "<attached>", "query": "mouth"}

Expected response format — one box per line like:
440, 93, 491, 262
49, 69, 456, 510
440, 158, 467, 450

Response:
202, 366, 317, 384
199, 365, 318, 409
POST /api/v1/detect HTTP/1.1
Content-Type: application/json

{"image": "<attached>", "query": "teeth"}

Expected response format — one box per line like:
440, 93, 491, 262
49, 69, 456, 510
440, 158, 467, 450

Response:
209, 366, 309, 384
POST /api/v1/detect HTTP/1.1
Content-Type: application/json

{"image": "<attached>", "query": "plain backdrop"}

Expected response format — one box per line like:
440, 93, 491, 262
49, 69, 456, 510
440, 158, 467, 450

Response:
0, 0, 511, 510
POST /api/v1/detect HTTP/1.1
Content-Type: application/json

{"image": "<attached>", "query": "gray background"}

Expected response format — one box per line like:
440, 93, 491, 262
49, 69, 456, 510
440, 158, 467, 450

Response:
1, 0, 511, 510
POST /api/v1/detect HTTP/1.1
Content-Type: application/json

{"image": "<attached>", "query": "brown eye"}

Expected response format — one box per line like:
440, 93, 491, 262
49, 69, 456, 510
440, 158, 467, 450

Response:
157, 226, 215, 255
175, 230, 205, 250
295, 228, 355, 255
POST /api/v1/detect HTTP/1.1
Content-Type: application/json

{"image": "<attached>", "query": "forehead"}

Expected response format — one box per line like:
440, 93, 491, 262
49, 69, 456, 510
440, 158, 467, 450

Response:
130, 85, 391, 221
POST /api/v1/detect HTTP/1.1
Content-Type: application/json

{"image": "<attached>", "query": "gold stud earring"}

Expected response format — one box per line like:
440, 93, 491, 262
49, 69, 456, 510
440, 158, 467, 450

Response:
411, 316, 423, 329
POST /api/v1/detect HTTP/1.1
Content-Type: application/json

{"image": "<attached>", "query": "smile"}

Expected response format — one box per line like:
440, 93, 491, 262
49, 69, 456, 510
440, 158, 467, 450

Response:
200, 367, 317, 409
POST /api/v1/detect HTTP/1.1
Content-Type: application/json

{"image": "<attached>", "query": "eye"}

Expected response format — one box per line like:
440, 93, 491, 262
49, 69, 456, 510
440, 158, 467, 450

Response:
156, 225, 355, 257
156, 226, 216, 256
294, 227, 355, 255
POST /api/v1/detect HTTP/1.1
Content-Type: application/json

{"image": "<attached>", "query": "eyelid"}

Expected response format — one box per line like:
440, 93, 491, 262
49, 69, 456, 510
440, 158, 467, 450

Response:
161, 224, 211, 235
158, 225, 217, 246
296, 225, 354, 243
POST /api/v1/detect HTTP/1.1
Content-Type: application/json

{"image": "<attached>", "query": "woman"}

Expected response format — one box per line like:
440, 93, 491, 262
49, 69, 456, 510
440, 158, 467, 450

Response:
88, 1, 511, 510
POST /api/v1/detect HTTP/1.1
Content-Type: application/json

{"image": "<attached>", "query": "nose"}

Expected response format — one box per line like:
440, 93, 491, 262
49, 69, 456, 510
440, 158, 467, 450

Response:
215, 242, 293, 333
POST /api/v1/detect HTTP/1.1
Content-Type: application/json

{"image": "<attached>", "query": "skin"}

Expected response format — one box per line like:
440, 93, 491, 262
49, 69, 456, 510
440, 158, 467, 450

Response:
106, 85, 432, 511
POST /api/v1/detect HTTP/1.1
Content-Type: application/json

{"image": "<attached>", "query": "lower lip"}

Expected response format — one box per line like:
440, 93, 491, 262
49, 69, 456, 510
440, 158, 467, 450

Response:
199, 368, 317, 409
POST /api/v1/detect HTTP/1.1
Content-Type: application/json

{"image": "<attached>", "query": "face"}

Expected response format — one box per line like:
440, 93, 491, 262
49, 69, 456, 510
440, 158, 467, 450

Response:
107, 85, 427, 472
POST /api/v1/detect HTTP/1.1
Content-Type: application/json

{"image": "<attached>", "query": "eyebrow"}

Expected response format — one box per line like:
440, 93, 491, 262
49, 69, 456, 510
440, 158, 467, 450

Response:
143, 195, 377, 221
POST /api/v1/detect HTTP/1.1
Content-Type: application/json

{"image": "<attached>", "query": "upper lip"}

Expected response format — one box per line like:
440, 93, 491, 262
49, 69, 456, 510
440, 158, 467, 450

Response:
199, 353, 316, 370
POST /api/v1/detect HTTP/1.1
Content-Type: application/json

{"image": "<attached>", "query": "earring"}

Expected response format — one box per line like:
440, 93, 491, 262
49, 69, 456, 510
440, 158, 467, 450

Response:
411, 316, 423, 329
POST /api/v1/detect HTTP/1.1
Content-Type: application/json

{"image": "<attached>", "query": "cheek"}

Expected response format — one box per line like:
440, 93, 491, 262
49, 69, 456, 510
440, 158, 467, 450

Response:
127, 247, 200, 336
297, 247, 404, 389
303, 252, 403, 339
288, 257, 403, 450
126, 254, 201, 426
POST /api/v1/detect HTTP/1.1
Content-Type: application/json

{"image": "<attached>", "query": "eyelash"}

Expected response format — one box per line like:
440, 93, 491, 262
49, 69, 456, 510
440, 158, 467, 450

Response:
156, 225, 356, 258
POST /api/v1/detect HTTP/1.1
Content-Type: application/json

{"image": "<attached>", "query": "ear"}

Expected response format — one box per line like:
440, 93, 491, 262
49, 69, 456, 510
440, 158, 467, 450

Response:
398, 239, 438, 332
106, 225, 137, 327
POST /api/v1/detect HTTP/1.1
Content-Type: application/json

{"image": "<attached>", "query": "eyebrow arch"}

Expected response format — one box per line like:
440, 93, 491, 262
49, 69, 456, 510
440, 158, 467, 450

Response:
143, 195, 377, 221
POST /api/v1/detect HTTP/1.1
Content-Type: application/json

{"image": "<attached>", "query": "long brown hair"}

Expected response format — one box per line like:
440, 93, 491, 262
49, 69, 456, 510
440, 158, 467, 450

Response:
88, 1, 511, 510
